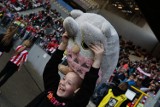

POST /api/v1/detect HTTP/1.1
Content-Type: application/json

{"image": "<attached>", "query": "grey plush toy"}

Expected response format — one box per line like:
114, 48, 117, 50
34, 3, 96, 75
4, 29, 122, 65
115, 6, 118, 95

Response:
59, 9, 119, 83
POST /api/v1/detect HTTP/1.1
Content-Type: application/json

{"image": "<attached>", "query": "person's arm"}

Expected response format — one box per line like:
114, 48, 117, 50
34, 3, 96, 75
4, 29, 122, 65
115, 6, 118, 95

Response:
18, 51, 28, 71
140, 87, 151, 92
91, 44, 104, 69
43, 32, 69, 90
14, 45, 27, 55
70, 44, 104, 107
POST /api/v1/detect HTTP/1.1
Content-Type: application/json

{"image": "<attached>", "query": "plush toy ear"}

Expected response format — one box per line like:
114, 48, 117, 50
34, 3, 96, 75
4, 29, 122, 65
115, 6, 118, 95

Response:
70, 10, 83, 19
81, 22, 104, 46
101, 21, 118, 38
63, 17, 79, 38
101, 22, 111, 38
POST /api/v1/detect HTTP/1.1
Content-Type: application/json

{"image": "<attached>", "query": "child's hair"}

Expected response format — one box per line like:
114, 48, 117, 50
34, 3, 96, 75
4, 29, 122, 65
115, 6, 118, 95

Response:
129, 74, 136, 79
70, 71, 83, 89
1, 25, 17, 45
75, 72, 83, 87
118, 82, 129, 91
22, 40, 31, 48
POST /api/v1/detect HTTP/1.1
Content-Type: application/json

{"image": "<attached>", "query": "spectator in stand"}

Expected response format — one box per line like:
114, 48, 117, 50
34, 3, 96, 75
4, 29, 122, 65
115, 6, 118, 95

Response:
128, 62, 136, 76
57, 24, 64, 35
32, 26, 40, 43
155, 81, 160, 93
0, 40, 31, 87
123, 74, 136, 86
0, 6, 6, 19
41, 13, 53, 27
37, 11, 43, 23
28, 26, 37, 41
112, 66, 128, 85
132, 46, 142, 57
0, 10, 14, 27
142, 74, 154, 88
22, 23, 33, 40
10, 0, 18, 7
36, 28, 46, 44
140, 83, 158, 104
0, 25, 17, 57
46, 40, 59, 55
134, 77, 143, 89
44, 0, 51, 12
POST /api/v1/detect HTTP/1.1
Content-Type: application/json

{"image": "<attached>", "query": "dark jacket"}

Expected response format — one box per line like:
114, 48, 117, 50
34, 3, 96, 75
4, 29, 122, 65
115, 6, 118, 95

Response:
26, 48, 99, 107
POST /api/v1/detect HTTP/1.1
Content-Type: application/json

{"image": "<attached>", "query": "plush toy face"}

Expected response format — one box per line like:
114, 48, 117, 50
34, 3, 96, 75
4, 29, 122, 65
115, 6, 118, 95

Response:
63, 10, 119, 83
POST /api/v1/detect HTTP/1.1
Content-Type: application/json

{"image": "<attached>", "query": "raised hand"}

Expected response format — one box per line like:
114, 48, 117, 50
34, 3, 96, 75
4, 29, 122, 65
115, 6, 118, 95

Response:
61, 32, 69, 45
58, 32, 69, 50
89, 43, 104, 68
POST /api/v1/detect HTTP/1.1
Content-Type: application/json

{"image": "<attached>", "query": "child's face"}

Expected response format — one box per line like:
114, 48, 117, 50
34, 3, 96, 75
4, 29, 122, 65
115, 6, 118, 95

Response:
57, 72, 80, 98
129, 75, 134, 80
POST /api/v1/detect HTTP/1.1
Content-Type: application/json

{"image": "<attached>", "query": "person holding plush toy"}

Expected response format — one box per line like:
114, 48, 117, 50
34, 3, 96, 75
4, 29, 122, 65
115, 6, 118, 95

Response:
26, 32, 104, 107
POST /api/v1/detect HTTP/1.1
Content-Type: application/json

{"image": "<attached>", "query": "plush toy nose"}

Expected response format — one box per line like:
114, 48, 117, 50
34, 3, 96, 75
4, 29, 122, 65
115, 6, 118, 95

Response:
71, 43, 80, 54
